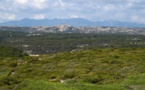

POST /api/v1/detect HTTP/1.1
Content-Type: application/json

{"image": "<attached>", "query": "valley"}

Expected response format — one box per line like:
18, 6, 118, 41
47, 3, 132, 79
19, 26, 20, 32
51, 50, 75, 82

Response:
0, 26, 145, 90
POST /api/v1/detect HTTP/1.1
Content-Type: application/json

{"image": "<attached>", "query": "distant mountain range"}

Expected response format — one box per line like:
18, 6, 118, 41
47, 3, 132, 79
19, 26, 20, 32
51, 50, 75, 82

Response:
0, 18, 145, 28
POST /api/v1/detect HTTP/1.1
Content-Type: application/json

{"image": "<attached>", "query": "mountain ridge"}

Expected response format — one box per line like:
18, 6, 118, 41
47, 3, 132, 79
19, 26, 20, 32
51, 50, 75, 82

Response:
0, 18, 145, 28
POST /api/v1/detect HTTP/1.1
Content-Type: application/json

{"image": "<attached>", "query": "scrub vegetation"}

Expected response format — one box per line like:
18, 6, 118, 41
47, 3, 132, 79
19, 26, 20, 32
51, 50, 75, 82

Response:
1, 30, 145, 89
0, 47, 145, 90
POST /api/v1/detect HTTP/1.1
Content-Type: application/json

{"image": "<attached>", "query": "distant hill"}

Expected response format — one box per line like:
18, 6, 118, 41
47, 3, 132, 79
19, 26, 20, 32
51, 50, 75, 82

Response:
0, 18, 145, 28
95, 20, 145, 28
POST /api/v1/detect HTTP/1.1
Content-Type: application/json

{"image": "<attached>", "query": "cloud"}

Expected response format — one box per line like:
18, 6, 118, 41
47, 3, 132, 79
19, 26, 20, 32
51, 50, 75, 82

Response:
131, 15, 139, 21
0, 0, 145, 23
70, 15, 79, 18
103, 4, 116, 11
14, 0, 28, 4
12, 0, 47, 9
32, 14, 45, 19
58, 0, 65, 7
32, 0, 47, 9
0, 13, 16, 22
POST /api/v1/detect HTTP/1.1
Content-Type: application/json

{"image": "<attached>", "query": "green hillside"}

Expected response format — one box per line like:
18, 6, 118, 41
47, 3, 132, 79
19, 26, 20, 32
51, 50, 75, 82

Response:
0, 48, 145, 89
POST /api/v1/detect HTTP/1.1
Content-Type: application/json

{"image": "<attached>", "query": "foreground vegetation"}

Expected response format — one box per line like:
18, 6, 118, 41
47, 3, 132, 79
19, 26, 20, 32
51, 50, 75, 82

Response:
0, 47, 145, 89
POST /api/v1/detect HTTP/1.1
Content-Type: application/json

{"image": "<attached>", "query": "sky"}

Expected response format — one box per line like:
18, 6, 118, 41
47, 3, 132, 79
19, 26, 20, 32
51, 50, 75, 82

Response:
0, 0, 145, 23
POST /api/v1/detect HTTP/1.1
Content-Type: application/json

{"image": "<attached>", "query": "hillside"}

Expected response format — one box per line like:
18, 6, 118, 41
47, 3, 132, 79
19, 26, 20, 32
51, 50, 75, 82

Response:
0, 28, 145, 90
0, 25, 145, 35
1, 31, 145, 54
0, 48, 145, 89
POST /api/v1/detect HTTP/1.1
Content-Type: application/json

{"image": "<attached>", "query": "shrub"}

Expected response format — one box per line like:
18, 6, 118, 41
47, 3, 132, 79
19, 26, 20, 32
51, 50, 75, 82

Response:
82, 75, 103, 84
9, 62, 17, 67
63, 71, 77, 79
0, 76, 21, 86
113, 55, 120, 59
0, 46, 28, 58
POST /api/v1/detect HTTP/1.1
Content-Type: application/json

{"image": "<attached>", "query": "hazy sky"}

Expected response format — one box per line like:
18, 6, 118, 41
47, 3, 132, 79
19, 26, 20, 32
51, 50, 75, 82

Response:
0, 0, 145, 23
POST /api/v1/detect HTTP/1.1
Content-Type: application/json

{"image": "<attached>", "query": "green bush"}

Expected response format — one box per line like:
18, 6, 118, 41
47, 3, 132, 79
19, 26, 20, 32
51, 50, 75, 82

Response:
81, 74, 103, 84
0, 46, 28, 58
63, 71, 77, 79
9, 62, 17, 67
0, 76, 21, 86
